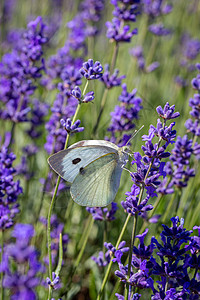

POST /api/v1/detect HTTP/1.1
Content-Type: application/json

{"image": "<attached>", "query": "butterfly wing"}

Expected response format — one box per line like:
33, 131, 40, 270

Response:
48, 145, 118, 183
69, 140, 119, 151
70, 153, 123, 207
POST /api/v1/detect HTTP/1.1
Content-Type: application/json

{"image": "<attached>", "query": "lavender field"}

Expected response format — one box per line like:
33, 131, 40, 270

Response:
0, 1, 200, 299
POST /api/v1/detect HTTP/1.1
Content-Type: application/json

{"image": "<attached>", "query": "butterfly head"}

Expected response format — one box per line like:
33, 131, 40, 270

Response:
118, 146, 130, 167
122, 145, 130, 154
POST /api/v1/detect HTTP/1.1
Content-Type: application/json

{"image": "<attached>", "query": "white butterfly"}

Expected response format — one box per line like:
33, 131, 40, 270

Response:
48, 140, 129, 207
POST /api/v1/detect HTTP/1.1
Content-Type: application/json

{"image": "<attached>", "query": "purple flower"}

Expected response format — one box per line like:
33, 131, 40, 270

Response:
113, 216, 200, 298
154, 86, 199, 195
133, 229, 155, 259
115, 258, 150, 288
92, 251, 111, 267
106, 18, 138, 43
104, 240, 129, 262
108, 83, 142, 145
157, 135, 195, 194
1, 224, 43, 300
100, 64, 126, 89
177, 35, 200, 75
45, 90, 78, 154
174, 75, 188, 88
0, 17, 48, 124
123, 103, 179, 212
149, 119, 176, 143
26, 99, 49, 139
79, 59, 103, 80
148, 23, 171, 36
16, 145, 38, 180
142, 1, 173, 18
116, 292, 141, 300
182, 34, 200, 61
12, 223, 34, 241
191, 76, 200, 91
185, 120, 200, 137
40, 215, 69, 267
170, 135, 193, 165
80, 0, 104, 22
71, 86, 94, 103
148, 277, 190, 299
46, 272, 60, 290
60, 118, 84, 134
86, 202, 118, 221
44, 44, 82, 83
156, 102, 180, 120
130, 46, 160, 72
60, 66, 82, 90
65, 0, 104, 52
0, 136, 23, 230
121, 184, 153, 216
44, 61, 81, 154
185, 65, 200, 141
111, 0, 140, 22
146, 61, 160, 73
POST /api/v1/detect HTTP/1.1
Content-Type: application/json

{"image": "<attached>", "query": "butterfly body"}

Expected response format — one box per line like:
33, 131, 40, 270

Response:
48, 140, 129, 207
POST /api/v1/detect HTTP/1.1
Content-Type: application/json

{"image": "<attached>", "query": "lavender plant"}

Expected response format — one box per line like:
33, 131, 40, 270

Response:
0, 1, 200, 300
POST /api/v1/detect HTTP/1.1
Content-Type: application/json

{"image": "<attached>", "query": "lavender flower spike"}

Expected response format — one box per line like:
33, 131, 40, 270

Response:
60, 118, 84, 134
71, 86, 94, 103
156, 102, 180, 120
46, 272, 60, 290
79, 59, 103, 80
106, 18, 138, 43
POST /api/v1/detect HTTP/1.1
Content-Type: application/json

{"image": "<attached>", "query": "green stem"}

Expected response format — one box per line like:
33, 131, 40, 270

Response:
47, 80, 88, 298
192, 134, 197, 148
74, 217, 94, 269
92, 41, 119, 136
136, 194, 163, 244
124, 134, 163, 299
103, 220, 107, 255
97, 214, 131, 300
1, 231, 4, 300
124, 215, 138, 300
77, 214, 93, 250
127, 215, 138, 277
110, 42, 119, 73
47, 175, 61, 299
47, 102, 82, 298
60, 216, 95, 297
8, 122, 16, 149
92, 88, 109, 136
103, 221, 108, 300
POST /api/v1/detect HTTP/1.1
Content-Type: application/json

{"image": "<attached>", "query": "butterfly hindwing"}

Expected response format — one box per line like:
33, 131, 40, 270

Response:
48, 146, 118, 183
70, 153, 123, 207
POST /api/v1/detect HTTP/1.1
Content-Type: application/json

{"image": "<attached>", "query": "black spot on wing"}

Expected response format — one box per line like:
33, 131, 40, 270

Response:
72, 158, 81, 164
79, 167, 85, 175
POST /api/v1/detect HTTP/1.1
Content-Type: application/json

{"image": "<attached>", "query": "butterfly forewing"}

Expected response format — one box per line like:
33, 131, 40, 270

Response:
48, 145, 118, 183
70, 153, 123, 207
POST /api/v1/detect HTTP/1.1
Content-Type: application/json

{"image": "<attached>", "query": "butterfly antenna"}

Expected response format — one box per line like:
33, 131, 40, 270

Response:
127, 152, 134, 158
123, 166, 132, 175
125, 125, 144, 146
